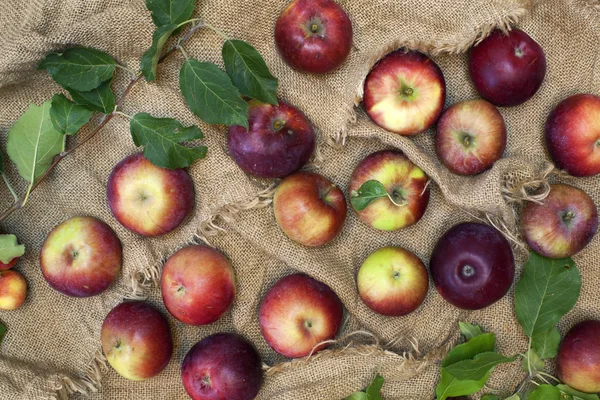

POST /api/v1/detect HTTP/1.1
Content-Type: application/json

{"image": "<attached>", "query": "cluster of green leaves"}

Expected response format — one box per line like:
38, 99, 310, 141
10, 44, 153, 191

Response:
345, 374, 384, 400
0, 235, 25, 265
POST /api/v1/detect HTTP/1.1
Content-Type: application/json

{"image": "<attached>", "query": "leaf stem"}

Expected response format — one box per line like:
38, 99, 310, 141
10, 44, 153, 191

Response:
203, 23, 230, 40
537, 371, 560, 383
115, 64, 138, 77
527, 338, 533, 377
178, 45, 190, 60
176, 18, 203, 30
114, 111, 132, 119
1, 173, 18, 202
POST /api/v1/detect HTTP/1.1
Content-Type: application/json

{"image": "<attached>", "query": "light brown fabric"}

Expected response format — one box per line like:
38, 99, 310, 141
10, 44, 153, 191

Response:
1, 0, 599, 399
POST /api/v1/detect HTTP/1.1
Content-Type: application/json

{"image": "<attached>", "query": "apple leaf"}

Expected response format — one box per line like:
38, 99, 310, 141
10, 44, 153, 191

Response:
66, 81, 115, 114
180, 59, 248, 128
443, 352, 517, 382
6, 101, 64, 183
481, 395, 501, 400
0, 321, 6, 345
442, 333, 496, 367
49, 94, 94, 135
344, 374, 384, 400
515, 252, 581, 338
528, 384, 561, 400
345, 394, 368, 400
141, 23, 178, 82
459, 322, 484, 340
556, 384, 600, 400
531, 327, 561, 359
505, 395, 521, 400
436, 368, 491, 400
0, 234, 25, 264
146, 0, 196, 28
38, 47, 116, 92
521, 349, 544, 373
350, 180, 389, 211
222, 39, 278, 105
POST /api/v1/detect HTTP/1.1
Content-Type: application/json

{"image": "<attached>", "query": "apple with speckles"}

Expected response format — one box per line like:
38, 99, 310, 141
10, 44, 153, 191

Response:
0, 270, 27, 310
557, 320, 600, 394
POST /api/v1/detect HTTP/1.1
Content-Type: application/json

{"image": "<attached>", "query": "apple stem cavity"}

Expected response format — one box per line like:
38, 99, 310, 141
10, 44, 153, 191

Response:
389, 189, 409, 207
514, 47, 524, 58
272, 119, 286, 131
562, 211, 575, 223
304, 320, 313, 329
461, 133, 474, 148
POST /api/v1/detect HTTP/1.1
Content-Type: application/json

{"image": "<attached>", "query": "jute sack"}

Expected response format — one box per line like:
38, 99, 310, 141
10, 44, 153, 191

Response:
1, 0, 599, 399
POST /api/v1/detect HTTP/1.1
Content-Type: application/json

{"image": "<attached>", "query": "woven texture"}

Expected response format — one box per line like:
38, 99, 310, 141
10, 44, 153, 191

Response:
0, 0, 599, 399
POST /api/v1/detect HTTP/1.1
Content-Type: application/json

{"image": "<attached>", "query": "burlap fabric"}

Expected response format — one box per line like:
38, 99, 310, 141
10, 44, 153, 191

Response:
0, 0, 599, 398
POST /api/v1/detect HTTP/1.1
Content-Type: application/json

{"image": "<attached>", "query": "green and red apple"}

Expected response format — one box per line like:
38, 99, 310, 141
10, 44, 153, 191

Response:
0, 270, 27, 310
557, 320, 600, 393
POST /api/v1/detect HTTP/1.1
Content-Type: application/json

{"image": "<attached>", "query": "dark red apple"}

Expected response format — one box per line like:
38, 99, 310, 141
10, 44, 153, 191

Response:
228, 100, 315, 179
545, 94, 600, 177
469, 29, 546, 107
557, 320, 600, 393
181, 333, 263, 400
430, 222, 515, 310
275, 0, 353, 74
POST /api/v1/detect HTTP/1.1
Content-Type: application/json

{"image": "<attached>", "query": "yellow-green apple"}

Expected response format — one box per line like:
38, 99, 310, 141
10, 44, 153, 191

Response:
228, 100, 315, 179
107, 153, 194, 236
357, 246, 428, 316
0, 257, 18, 271
363, 50, 446, 135
40, 216, 122, 297
557, 320, 600, 393
273, 172, 347, 247
545, 94, 600, 177
101, 301, 173, 381
349, 150, 430, 231
521, 184, 598, 259
275, 0, 352, 74
161, 245, 236, 326
259, 273, 343, 358
181, 333, 263, 400
0, 270, 27, 310
435, 99, 507, 175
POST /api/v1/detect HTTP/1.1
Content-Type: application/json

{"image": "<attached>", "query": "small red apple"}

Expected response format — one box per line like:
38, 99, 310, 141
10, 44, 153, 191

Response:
275, 0, 353, 74
161, 245, 236, 326
273, 171, 347, 247
259, 273, 343, 358
0, 269, 27, 310
435, 99, 507, 175
0, 257, 18, 271
545, 94, 600, 177
363, 50, 446, 135
557, 320, 600, 393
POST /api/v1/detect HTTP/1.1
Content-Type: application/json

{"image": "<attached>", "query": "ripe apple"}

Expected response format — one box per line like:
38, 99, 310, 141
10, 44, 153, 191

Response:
259, 273, 343, 358
557, 320, 600, 393
101, 301, 173, 381
363, 50, 446, 135
357, 246, 428, 316
0, 257, 18, 271
435, 99, 507, 175
469, 29, 546, 107
545, 94, 600, 177
273, 172, 347, 247
349, 150, 430, 231
274, 0, 352, 74
228, 100, 315, 179
40, 216, 122, 297
107, 153, 194, 236
181, 333, 263, 400
521, 184, 598, 259
161, 245, 236, 326
430, 222, 514, 310
0, 270, 27, 310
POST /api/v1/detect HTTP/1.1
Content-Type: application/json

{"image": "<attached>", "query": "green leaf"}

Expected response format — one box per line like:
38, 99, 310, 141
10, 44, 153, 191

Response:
350, 180, 389, 211
365, 374, 384, 400
345, 393, 368, 400
49, 94, 94, 135
222, 39, 278, 105
521, 349, 544, 373
6, 102, 64, 183
0, 235, 25, 264
532, 327, 561, 359
436, 368, 490, 400
505, 395, 521, 400
481, 395, 501, 400
459, 322, 484, 340
179, 59, 248, 128
38, 47, 115, 92
0, 322, 5, 344
444, 352, 518, 381
515, 252, 581, 337
556, 385, 600, 400
0, 150, 5, 174
141, 24, 177, 82
442, 333, 496, 367
130, 113, 207, 169
66, 81, 115, 114
146, 0, 195, 27
528, 384, 561, 400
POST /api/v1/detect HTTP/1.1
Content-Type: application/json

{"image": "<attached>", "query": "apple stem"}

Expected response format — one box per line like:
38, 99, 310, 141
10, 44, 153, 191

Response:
403, 87, 413, 96
272, 119, 286, 131
311, 24, 319, 33
562, 211, 575, 223
595, 138, 600, 148
463, 135, 472, 147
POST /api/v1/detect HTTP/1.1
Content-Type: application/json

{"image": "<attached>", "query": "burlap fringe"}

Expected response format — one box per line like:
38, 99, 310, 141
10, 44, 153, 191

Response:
50, 349, 107, 400
502, 163, 564, 205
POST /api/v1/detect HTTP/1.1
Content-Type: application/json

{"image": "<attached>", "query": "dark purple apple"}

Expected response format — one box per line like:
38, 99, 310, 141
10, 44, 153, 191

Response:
430, 222, 515, 310
557, 320, 600, 393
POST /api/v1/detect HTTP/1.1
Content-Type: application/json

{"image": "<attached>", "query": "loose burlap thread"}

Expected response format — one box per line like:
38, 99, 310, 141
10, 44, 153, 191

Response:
0, 0, 599, 399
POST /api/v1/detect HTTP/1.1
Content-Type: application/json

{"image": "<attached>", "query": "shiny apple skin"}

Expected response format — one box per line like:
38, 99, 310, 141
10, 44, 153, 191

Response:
0, 269, 27, 310
430, 222, 515, 310
228, 100, 315, 179
435, 99, 507, 175
545, 94, 600, 177
181, 333, 263, 400
363, 50, 446, 135
275, 0, 353, 74
557, 320, 600, 393
468, 29, 546, 107
273, 172, 347, 247
0, 257, 18, 271
521, 184, 598, 259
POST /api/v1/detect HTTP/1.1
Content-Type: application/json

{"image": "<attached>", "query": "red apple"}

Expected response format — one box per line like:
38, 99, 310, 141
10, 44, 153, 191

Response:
469, 29, 546, 107
107, 153, 194, 236
181, 333, 263, 400
521, 184, 598, 259
259, 273, 343, 358
435, 99, 507, 175
273, 172, 347, 247
363, 50, 446, 135
161, 245, 236, 326
40, 216, 122, 297
357, 246, 428, 316
0, 270, 26, 310
101, 301, 173, 381
0, 257, 18, 271
228, 100, 315, 179
557, 320, 600, 393
349, 150, 430, 231
274, 0, 352, 74
545, 94, 600, 177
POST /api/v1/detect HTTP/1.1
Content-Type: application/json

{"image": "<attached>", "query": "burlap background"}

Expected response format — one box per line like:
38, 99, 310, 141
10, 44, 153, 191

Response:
0, 0, 599, 399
